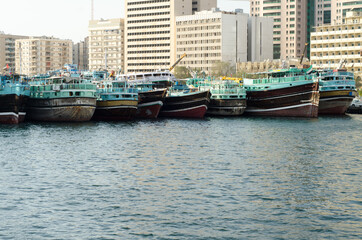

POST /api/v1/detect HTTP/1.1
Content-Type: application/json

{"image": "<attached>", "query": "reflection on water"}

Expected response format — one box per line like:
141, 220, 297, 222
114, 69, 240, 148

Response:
0, 116, 361, 239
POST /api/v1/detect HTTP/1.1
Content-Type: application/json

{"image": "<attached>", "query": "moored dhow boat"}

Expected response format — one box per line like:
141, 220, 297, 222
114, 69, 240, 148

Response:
92, 80, 138, 121
0, 74, 30, 124
159, 85, 211, 119
117, 74, 167, 119
187, 77, 247, 116
318, 69, 357, 115
244, 67, 320, 118
27, 77, 97, 122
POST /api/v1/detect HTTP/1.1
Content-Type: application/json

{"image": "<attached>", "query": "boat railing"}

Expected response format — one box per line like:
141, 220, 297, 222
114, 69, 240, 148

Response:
30, 83, 96, 92
252, 75, 315, 85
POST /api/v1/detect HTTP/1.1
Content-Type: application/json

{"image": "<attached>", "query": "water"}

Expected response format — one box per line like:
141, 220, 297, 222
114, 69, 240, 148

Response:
0, 116, 361, 239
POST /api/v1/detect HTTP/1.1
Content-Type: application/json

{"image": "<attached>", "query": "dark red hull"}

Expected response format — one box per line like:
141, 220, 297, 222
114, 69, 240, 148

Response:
0, 113, 20, 124
247, 104, 319, 117
319, 95, 356, 115
136, 101, 163, 119
135, 89, 166, 119
159, 105, 208, 118
93, 106, 137, 121
246, 82, 319, 118
159, 90, 210, 119
0, 94, 28, 124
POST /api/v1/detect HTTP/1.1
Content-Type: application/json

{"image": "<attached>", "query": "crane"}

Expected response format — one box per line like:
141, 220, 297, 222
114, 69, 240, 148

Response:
169, 53, 187, 71
300, 43, 309, 65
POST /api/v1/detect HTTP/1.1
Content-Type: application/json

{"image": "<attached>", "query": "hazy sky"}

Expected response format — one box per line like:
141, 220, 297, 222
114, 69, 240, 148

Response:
0, 0, 250, 42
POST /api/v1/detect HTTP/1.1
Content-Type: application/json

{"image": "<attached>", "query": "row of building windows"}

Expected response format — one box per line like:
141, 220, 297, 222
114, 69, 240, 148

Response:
177, 25, 221, 32
179, 60, 218, 65
177, 32, 221, 38
127, 18, 170, 24
176, 18, 221, 25
177, 53, 221, 58
128, 31, 170, 36
177, 39, 221, 45
128, 24, 170, 30
127, 43, 170, 48
128, 56, 170, 60
128, 62, 170, 66
128, 5, 169, 12
127, 0, 170, 5
128, 37, 170, 42
177, 46, 221, 51
128, 11, 170, 18
128, 50, 170, 54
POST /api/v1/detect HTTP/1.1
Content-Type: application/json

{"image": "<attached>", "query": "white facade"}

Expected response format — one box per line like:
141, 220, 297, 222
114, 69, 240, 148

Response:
247, 16, 274, 62
310, 11, 362, 72
88, 18, 124, 72
15, 37, 73, 76
124, 0, 217, 73
176, 9, 249, 74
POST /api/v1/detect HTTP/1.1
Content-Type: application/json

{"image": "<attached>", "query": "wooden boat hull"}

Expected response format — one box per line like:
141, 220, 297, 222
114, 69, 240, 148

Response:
0, 94, 28, 124
246, 82, 320, 118
207, 99, 246, 116
159, 90, 210, 118
319, 90, 357, 115
136, 89, 166, 119
93, 100, 138, 121
27, 97, 96, 122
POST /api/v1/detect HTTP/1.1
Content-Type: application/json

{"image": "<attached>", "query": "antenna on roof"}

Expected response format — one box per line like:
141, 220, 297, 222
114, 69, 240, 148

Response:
91, 0, 94, 20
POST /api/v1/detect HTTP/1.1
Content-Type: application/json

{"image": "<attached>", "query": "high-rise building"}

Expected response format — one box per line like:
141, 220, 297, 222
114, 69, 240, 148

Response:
88, 18, 124, 72
314, 0, 332, 26
331, 0, 362, 24
250, 0, 309, 60
0, 32, 28, 73
15, 36, 72, 76
73, 37, 89, 70
175, 8, 273, 73
310, 11, 362, 72
124, 0, 217, 73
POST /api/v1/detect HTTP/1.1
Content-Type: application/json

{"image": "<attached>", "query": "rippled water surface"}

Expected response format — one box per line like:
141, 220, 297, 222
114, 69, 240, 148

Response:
0, 115, 361, 239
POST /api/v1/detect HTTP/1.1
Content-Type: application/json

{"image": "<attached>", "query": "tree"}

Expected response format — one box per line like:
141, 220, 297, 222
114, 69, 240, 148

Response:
173, 66, 191, 79
355, 75, 362, 89
211, 61, 236, 77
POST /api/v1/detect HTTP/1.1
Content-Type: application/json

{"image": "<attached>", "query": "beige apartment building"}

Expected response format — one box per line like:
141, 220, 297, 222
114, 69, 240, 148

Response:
15, 37, 72, 76
0, 32, 28, 73
250, 0, 362, 61
250, 0, 309, 60
88, 18, 124, 72
310, 11, 362, 72
73, 37, 89, 70
124, 0, 217, 73
331, 0, 362, 24
175, 9, 273, 74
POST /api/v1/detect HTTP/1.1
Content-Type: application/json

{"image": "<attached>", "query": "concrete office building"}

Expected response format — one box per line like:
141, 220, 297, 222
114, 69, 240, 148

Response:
248, 15, 274, 62
0, 32, 28, 73
15, 36, 72, 76
310, 11, 362, 72
88, 18, 124, 72
73, 37, 89, 70
124, 0, 217, 73
175, 8, 273, 73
